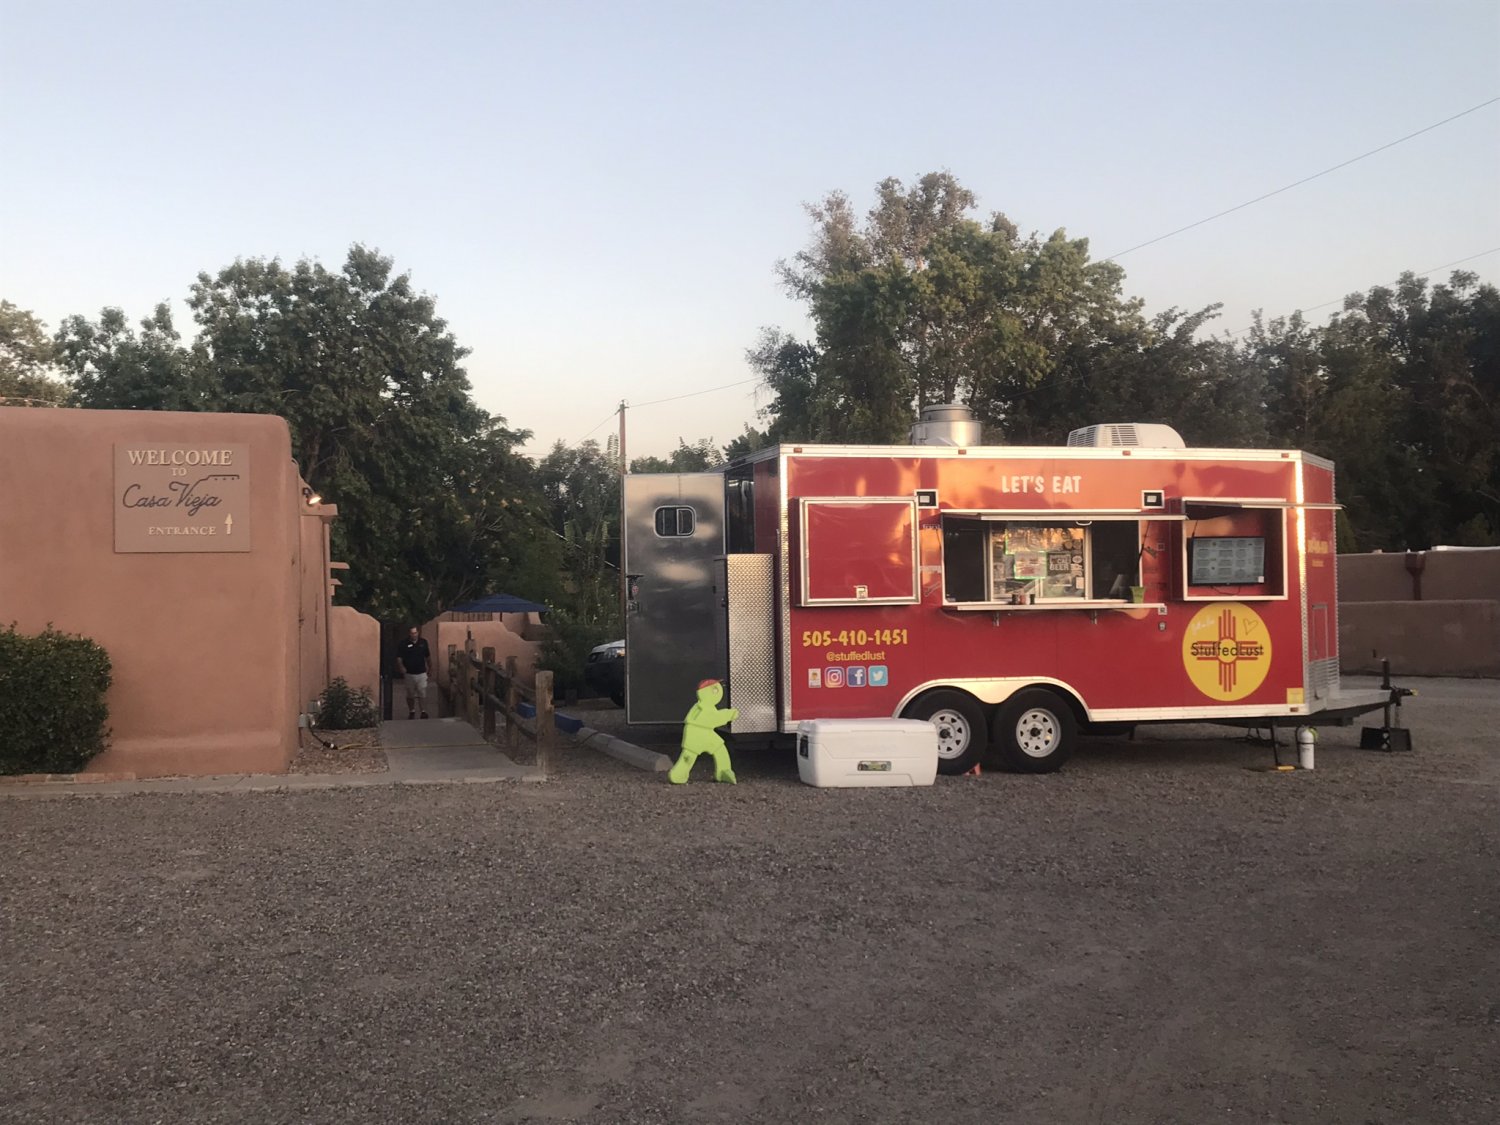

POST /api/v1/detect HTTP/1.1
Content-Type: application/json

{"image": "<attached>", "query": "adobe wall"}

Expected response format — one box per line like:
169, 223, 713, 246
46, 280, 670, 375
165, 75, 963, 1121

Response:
1338, 549, 1500, 677
1338, 553, 1414, 603
431, 610, 544, 640
1339, 548, 1500, 603
0, 407, 301, 776
1423, 550, 1500, 601
1340, 600, 1500, 678
431, 621, 542, 680
297, 506, 334, 713
330, 606, 380, 697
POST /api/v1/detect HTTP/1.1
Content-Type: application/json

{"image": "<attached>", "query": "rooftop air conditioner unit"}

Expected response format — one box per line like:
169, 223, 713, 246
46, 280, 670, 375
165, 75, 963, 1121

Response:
1066, 423, 1186, 449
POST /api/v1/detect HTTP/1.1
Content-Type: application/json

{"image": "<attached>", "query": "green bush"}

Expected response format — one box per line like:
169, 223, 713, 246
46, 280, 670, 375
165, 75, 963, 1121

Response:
0, 624, 112, 775
316, 677, 379, 730
537, 607, 618, 697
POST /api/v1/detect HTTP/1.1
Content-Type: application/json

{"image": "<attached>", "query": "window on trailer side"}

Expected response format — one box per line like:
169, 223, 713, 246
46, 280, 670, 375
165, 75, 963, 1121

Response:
725, 471, 754, 553
1180, 504, 1285, 598
799, 498, 919, 605
941, 516, 1142, 603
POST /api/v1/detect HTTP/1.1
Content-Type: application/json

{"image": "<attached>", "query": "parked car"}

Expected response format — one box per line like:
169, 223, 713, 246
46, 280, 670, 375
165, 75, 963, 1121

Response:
585, 639, 625, 706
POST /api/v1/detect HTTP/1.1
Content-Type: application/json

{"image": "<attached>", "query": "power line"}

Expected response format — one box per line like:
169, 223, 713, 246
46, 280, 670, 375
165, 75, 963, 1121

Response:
565, 377, 760, 448
1103, 96, 1500, 261
631, 377, 759, 409
571, 408, 619, 447
1224, 246, 1500, 336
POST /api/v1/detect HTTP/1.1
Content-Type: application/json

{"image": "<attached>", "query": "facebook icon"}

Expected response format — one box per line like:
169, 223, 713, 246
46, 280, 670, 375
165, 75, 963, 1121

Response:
847, 666, 867, 688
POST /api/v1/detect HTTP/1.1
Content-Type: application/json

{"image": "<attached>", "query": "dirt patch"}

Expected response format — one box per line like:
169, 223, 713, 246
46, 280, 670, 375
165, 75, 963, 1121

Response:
291, 727, 388, 774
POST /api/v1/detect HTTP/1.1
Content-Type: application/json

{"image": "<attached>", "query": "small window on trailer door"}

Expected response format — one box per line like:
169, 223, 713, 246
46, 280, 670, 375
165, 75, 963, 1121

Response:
654, 506, 696, 537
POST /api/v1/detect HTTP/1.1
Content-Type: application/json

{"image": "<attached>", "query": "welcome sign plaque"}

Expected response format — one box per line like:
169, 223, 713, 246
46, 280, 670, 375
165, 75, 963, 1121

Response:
114, 443, 251, 552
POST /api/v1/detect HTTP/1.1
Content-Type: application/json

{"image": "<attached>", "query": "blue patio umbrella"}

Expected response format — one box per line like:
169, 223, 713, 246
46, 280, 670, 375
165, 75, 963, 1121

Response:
446, 593, 552, 615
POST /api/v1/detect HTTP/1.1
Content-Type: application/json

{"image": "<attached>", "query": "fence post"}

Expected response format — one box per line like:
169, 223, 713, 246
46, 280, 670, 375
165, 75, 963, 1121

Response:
504, 655, 519, 755
481, 647, 496, 739
535, 670, 554, 771
447, 644, 457, 714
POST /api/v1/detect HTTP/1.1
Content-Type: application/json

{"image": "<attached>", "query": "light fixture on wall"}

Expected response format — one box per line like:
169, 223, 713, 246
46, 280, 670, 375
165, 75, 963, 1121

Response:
302, 486, 322, 506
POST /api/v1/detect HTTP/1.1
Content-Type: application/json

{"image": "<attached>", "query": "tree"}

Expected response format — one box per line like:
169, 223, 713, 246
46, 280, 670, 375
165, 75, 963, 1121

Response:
55, 302, 207, 411
1236, 269, 1500, 549
753, 173, 1247, 445
52, 246, 559, 623
1325, 272, 1500, 547
721, 422, 772, 461
629, 437, 725, 474
533, 437, 624, 687
536, 437, 621, 625
0, 301, 71, 407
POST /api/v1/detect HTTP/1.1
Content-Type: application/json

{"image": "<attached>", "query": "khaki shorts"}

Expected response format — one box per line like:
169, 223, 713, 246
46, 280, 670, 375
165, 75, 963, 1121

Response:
401, 672, 428, 701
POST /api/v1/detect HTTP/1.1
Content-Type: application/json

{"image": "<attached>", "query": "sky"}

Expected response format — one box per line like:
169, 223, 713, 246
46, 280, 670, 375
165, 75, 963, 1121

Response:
2, 0, 1497, 460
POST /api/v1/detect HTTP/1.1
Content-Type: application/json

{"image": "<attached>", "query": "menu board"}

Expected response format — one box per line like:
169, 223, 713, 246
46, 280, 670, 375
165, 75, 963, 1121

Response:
1190, 536, 1265, 585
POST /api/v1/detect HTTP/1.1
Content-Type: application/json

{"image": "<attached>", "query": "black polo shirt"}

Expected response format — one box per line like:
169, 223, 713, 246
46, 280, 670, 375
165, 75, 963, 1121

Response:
397, 637, 430, 675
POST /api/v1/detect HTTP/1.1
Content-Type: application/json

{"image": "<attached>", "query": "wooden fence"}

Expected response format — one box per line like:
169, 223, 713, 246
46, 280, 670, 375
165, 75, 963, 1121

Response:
444, 643, 556, 769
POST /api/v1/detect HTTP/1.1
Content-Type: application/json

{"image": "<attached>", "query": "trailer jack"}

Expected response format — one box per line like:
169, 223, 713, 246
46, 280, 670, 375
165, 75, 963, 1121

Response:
1358, 660, 1416, 752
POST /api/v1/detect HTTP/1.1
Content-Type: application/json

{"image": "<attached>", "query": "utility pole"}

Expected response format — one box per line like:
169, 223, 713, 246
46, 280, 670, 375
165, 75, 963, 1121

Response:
617, 399, 627, 477
618, 400, 628, 625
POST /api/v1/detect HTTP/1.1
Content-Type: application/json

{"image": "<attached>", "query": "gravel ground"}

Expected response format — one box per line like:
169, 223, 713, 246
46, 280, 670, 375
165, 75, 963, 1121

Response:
290, 728, 387, 775
3, 678, 1497, 1124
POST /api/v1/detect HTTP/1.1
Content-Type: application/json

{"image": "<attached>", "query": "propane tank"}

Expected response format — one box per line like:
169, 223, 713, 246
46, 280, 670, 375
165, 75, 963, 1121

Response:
1296, 726, 1317, 770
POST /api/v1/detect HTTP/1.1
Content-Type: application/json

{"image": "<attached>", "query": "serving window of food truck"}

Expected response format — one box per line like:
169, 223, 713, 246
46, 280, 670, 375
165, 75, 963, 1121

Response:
941, 512, 1180, 609
1178, 499, 1288, 601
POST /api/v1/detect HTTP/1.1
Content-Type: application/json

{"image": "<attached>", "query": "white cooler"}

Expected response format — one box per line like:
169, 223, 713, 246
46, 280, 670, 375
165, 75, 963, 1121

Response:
796, 718, 939, 788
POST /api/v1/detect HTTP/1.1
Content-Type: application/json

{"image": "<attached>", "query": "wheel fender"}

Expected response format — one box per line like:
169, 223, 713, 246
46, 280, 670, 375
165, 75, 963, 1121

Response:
893, 677, 1089, 722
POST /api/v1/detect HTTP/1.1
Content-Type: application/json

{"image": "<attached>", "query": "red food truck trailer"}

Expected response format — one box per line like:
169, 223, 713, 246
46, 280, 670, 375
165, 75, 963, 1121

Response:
622, 408, 1403, 773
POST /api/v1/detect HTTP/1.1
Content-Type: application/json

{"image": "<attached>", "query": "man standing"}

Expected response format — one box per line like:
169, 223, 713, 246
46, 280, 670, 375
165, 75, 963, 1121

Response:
396, 626, 431, 719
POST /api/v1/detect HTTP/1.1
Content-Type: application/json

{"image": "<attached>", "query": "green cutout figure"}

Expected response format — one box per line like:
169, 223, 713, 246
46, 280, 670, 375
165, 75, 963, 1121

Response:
668, 678, 738, 784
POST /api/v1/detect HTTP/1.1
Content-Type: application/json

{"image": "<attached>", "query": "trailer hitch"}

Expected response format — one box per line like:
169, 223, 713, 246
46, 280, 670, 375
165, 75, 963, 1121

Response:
1359, 659, 1416, 752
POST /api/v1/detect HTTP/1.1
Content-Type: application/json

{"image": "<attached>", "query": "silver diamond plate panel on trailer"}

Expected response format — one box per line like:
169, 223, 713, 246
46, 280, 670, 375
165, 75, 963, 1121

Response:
723, 554, 777, 732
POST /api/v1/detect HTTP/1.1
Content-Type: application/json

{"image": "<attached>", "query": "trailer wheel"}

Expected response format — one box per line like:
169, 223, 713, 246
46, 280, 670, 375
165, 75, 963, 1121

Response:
904, 690, 988, 775
993, 689, 1076, 773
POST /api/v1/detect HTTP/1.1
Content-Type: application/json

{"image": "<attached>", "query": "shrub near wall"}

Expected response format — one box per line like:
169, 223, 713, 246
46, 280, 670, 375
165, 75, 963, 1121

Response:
315, 677, 379, 730
0, 625, 112, 775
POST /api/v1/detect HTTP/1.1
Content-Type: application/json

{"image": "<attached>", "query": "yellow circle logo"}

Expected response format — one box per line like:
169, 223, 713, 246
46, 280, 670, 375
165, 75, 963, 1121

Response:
1182, 602, 1272, 701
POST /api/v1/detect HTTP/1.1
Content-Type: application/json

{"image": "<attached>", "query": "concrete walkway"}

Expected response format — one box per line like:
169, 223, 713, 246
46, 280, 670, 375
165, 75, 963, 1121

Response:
380, 717, 542, 782
0, 717, 542, 799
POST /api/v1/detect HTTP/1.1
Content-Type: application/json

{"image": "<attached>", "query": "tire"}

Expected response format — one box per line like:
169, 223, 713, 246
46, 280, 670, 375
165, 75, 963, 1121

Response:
992, 688, 1076, 773
904, 690, 989, 776
609, 689, 625, 708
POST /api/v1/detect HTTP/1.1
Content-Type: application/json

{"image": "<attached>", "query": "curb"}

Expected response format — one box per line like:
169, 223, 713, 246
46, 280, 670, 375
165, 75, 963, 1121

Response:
573, 726, 672, 773
0, 767, 546, 799
4, 771, 139, 784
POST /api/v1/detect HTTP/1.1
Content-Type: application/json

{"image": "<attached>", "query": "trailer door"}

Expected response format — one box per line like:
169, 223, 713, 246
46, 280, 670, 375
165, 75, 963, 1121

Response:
622, 473, 725, 723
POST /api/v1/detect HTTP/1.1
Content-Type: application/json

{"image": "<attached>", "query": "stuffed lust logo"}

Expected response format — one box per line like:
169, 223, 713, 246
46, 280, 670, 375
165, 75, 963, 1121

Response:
1182, 603, 1272, 702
